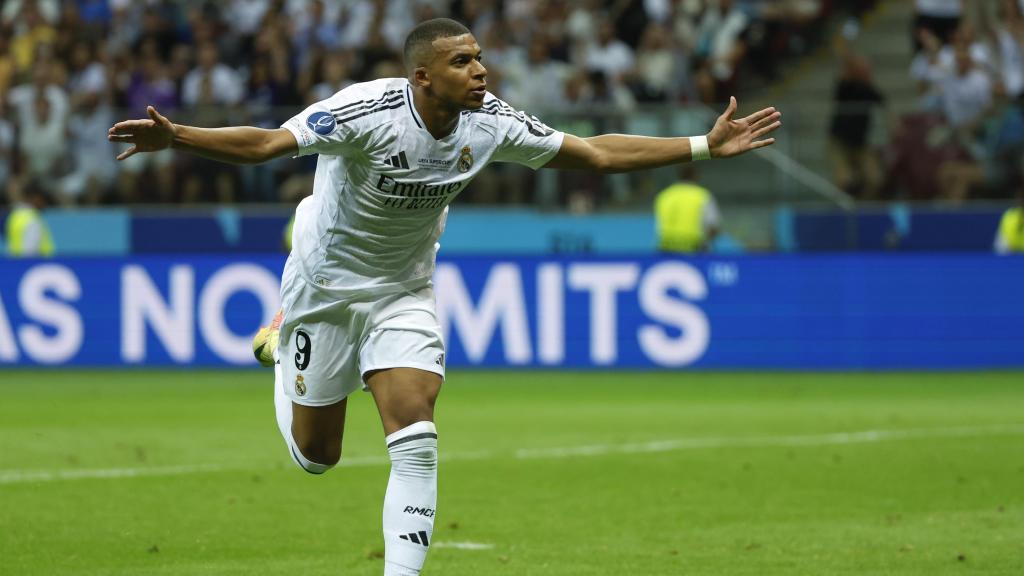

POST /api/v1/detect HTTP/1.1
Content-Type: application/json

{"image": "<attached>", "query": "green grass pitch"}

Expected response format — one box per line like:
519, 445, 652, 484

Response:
1, 370, 1022, 575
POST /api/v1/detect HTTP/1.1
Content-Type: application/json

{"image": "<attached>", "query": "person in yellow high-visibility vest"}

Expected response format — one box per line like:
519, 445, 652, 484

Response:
654, 165, 721, 253
5, 180, 55, 257
995, 188, 1024, 254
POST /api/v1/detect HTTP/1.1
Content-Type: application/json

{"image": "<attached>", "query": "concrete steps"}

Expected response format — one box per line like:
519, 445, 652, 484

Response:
735, 0, 917, 205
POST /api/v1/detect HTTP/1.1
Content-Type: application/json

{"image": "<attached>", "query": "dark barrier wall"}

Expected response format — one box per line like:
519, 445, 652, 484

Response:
0, 255, 1021, 369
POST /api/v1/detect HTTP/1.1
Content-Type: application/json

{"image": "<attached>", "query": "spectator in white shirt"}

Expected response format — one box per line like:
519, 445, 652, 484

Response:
225, 0, 270, 39
8, 60, 68, 128
911, 24, 991, 111
583, 18, 636, 83
694, 0, 750, 103
566, 0, 601, 45
506, 35, 571, 111
980, 0, 1024, 100
61, 41, 115, 205
181, 42, 244, 202
7, 60, 67, 190
18, 89, 67, 192
940, 39, 992, 129
629, 22, 688, 102
182, 42, 244, 109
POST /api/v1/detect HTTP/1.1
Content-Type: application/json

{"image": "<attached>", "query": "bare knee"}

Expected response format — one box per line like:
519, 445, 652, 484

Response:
292, 432, 342, 466
389, 398, 436, 432
366, 368, 442, 435
288, 398, 347, 467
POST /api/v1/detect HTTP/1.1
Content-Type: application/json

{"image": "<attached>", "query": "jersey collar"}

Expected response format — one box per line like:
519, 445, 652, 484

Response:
405, 81, 462, 142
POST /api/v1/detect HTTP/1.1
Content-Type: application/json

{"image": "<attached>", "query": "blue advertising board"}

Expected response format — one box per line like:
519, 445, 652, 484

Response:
0, 255, 1021, 369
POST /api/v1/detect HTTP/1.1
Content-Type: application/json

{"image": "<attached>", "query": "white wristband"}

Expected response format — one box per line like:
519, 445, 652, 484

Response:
689, 135, 711, 161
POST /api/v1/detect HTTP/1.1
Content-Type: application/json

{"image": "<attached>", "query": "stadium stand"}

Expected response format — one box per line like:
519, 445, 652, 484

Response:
0, 0, 835, 208
2, 0, 1021, 251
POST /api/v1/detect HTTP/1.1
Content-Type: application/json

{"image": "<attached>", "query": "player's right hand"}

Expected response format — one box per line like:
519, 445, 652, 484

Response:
108, 106, 177, 161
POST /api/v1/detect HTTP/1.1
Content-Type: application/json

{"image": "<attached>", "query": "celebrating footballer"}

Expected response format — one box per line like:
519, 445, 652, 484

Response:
108, 18, 781, 576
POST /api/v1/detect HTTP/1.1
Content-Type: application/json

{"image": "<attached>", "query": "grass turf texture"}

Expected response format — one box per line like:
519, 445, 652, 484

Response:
0, 371, 1022, 576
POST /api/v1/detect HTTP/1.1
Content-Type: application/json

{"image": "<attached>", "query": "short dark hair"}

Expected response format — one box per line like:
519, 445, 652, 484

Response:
403, 18, 471, 69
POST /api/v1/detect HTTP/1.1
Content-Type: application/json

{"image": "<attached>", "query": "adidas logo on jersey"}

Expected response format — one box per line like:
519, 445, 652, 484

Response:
384, 151, 410, 169
398, 530, 431, 547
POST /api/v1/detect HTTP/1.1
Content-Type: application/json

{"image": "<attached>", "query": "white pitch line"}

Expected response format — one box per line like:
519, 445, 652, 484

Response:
0, 455, 483, 484
513, 424, 1024, 459
0, 463, 230, 484
2, 424, 1022, 485
432, 541, 495, 550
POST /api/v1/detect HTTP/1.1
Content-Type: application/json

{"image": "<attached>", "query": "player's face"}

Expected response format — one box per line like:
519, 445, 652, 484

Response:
427, 34, 488, 109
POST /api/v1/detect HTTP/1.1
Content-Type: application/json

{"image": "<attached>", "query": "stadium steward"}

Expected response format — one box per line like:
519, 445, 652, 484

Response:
107, 17, 781, 576
654, 164, 721, 253
4, 179, 54, 257
995, 187, 1024, 253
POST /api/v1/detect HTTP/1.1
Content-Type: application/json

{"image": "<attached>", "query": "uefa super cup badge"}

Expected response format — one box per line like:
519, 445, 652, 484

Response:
295, 374, 307, 396
458, 146, 473, 173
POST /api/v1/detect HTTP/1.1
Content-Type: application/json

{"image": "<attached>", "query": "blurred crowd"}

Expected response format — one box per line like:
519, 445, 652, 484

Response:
0, 0, 832, 206
904, 0, 1024, 203
832, 0, 1024, 202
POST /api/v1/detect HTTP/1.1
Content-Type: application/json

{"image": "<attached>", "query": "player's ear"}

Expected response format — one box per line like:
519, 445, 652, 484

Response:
413, 66, 430, 89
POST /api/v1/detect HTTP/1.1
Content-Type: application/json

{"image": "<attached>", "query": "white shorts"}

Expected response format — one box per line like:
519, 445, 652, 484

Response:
278, 263, 446, 407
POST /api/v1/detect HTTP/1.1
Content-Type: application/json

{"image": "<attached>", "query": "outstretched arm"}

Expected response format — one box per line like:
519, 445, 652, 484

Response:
545, 97, 781, 173
107, 106, 298, 164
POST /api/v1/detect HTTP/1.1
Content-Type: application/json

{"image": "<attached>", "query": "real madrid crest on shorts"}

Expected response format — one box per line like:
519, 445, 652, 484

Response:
295, 374, 307, 396
458, 146, 473, 173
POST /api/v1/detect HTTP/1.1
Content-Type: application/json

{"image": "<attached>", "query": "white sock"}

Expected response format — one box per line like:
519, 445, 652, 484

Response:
382, 421, 438, 576
274, 352, 332, 474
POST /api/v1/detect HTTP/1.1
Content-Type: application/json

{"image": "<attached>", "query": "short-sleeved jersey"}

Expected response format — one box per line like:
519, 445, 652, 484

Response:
281, 78, 564, 297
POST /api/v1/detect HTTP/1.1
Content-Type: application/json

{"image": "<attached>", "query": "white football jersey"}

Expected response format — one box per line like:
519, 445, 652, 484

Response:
281, 78, 564, 297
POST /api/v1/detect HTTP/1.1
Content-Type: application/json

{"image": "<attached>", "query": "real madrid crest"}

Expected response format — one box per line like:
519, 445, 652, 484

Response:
295, 374, 307, 396
458, 146, 473, 173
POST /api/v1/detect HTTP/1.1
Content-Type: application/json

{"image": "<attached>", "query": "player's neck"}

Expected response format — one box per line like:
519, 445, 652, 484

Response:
411, 88, 461, 140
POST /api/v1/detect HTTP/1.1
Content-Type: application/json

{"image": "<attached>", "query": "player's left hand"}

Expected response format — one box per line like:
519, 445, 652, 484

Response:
107, 106, 177, 161
707, 97, 781, 159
